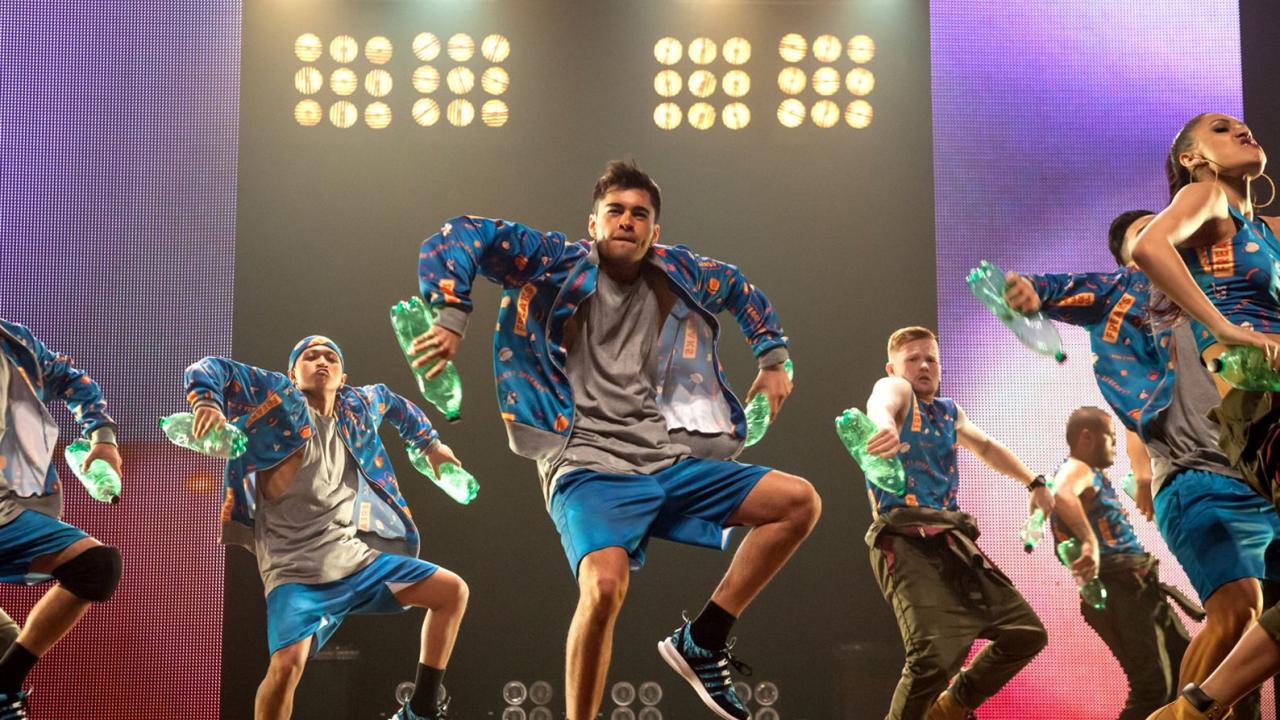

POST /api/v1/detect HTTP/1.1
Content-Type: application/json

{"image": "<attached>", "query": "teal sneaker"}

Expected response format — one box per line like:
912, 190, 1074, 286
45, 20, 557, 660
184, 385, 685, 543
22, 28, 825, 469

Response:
0, 691, 27, 720
392, 696, 448, 720
658, 622, 751, 720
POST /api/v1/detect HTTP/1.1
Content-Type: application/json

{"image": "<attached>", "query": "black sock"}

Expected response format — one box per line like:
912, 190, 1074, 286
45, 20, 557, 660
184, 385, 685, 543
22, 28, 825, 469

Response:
1182, 684, 1217, 713
0, 642, 37, 695
410, 663, 445, 715
689, 600, 736, 650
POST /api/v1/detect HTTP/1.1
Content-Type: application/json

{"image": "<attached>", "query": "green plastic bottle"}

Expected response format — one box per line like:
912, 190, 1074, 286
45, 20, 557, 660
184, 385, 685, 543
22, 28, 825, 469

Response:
406, 445, 478, 505
744, 360, 793, 447
1207, 346, 1280, 392
834, 408, 906, 495
159, 412, 248, 459
390, 297, 463, 421
1120, 471, 1137, 500
967, 260, 1067, 363
63, 439, 121, 504
1056, 537, 1108, 610
1020, 476, 1057, 553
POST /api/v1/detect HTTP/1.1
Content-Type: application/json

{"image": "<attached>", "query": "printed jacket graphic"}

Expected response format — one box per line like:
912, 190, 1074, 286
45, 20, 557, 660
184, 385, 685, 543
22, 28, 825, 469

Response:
185, 357, 439, 555
417, 216, 788, 498
1030, 269, 1174, 439
0, 319, 116, 513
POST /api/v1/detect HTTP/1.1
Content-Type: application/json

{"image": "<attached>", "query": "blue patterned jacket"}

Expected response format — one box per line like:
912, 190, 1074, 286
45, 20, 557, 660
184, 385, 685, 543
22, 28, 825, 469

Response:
0, 319, 116, 505
417, 216, 788, 493
1030, 269, 1174, 438
184, 357, 439, 555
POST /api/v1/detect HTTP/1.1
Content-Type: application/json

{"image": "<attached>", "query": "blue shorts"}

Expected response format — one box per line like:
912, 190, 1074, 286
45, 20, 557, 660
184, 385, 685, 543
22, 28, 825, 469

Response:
265, 552, 439, 656
0, 509, 89, 585
548, 457, 770, 577
1155, 468, 1280, 603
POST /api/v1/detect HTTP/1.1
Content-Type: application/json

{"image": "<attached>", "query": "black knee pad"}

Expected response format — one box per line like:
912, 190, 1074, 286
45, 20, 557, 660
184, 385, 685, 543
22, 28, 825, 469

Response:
52, 545, 122, 602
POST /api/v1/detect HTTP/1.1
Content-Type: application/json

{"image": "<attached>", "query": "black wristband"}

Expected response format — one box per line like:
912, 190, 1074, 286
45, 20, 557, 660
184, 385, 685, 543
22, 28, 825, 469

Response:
1027, 475, 1047, 491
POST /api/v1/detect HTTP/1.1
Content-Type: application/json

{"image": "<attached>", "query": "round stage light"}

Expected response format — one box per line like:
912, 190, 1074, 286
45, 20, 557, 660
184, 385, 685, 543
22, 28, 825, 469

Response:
329, 100, 357, 128
846, 67, 875, 96
637, 682, 663, 706
846, 99, 873, 128
688, 102, 716, 130
529, 681, 553, 705
638, 709, 662, 720
777, 98, 806, 128
447, 98, 475, 127
330, 35, 357, 63
733, 681, 752, 703
813, 33, 842, 63
609, 709, 635, 720
413, 32, 441, 61
755, 710, 779, 720
481, 33, 511, 63
502, 708, 527, 720
293, 99, 322, 127
688, 37, 717, 65
722, 102, 750, 130
778, 33, 807, 62
723, 36, 751, 65
653, 70, 682, 97
755, 681, 779, 706
481, 66, 510, 95
448, 33, 475, 62
722, 70, 750, 98
687, 69, 717, 98
412, 97, 441, 126
330, 68, 357, 96
447, 66, 475, 94
777, 67, 806, 95
364, 69, 392, 97
812, 99, 839, 128
653, 37, 683, 65
848, 34, 876, 64
294, 67, 322, 95
481, 99, 509, 127
503, 681, 528, 705
364, 101, 391, 129
365, 36, 393, 64
812, 67, 841, 96
610, 682, 636, 706
529, 709, 554, 720
653, 102, 682, 130
413, 65, 440, 94
294, 33, 322, 62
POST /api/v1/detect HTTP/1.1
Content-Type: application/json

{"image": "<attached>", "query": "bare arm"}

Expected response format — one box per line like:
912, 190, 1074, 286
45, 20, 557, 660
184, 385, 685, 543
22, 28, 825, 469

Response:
1052, 459, 1101, 581
955, 406, 1053, 514
1125, 429, 1155, 521
864, 376, 911, 458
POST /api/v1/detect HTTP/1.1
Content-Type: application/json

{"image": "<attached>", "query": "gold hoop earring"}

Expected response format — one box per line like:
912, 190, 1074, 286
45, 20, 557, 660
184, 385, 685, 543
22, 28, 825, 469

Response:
1254, 173, 1277, 209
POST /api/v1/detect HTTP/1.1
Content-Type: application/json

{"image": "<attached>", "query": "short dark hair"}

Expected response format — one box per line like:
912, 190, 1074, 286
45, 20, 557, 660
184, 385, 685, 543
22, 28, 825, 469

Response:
1107, 209, 1154, 267
592, 159, 662, 220
1066, 406, 1110, 449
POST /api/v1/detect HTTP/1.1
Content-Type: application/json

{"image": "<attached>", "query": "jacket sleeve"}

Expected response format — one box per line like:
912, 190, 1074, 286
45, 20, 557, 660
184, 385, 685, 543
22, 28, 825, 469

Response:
30, 331, 115, 440
184, 356, 287, 416
684, 249, 788, 365
359, 384, 440, 454
1030, 271, 1125, 327
418, 215, 574, 336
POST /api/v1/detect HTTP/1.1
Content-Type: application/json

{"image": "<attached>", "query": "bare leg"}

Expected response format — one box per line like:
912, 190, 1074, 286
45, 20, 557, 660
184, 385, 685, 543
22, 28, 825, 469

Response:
16, 538, 100, 656
392, 569, 470, 668
710, 471, 821, 614
1198, 622, 1280, 705
1179, 578, 1261, 687
254, 637, 311, 720
565, 547, 629, 720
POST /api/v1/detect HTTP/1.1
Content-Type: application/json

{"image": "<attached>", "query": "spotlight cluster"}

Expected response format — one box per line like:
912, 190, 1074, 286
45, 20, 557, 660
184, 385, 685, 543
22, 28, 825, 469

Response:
411, 32, 511, 129
775, 32, 874, 129
652, 36, 752, 131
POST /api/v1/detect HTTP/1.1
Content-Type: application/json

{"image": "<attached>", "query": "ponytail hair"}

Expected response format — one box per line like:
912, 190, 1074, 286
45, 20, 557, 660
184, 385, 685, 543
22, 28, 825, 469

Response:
1167, 113, 1209, 200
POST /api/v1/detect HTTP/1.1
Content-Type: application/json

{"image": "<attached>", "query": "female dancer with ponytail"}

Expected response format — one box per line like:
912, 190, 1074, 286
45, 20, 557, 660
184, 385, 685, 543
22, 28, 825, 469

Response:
1131, 114, 1280, 720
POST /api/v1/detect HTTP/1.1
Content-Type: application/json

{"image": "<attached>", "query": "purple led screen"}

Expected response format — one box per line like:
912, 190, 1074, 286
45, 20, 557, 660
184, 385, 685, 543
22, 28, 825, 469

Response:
0, 0, 240, 717
929, 2, 1267, 718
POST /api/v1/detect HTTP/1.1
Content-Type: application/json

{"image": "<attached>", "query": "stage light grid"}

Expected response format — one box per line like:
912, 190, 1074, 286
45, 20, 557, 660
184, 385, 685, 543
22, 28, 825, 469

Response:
653, 36, 753, 131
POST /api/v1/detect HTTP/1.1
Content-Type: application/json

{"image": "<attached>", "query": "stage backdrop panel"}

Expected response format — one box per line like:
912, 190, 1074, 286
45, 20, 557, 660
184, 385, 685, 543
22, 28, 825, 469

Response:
0, 0, 240, 716
930, 2, 1269, 719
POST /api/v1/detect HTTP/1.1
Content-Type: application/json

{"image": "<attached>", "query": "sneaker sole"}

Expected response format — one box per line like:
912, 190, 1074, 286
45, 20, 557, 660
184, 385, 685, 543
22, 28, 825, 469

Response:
657, 637, 744, 720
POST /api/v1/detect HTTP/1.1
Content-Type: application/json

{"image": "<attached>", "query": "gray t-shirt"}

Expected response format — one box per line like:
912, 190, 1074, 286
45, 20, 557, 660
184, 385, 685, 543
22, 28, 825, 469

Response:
1146, 322, 1241, 494
0, 355, 59, 525
540, 268, 689, 492
254, 408, 376, 594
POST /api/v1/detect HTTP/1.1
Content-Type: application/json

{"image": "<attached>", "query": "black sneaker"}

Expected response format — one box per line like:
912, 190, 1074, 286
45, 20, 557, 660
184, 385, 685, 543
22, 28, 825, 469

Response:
657, 621, 751, 720
0, 691, 27, 720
